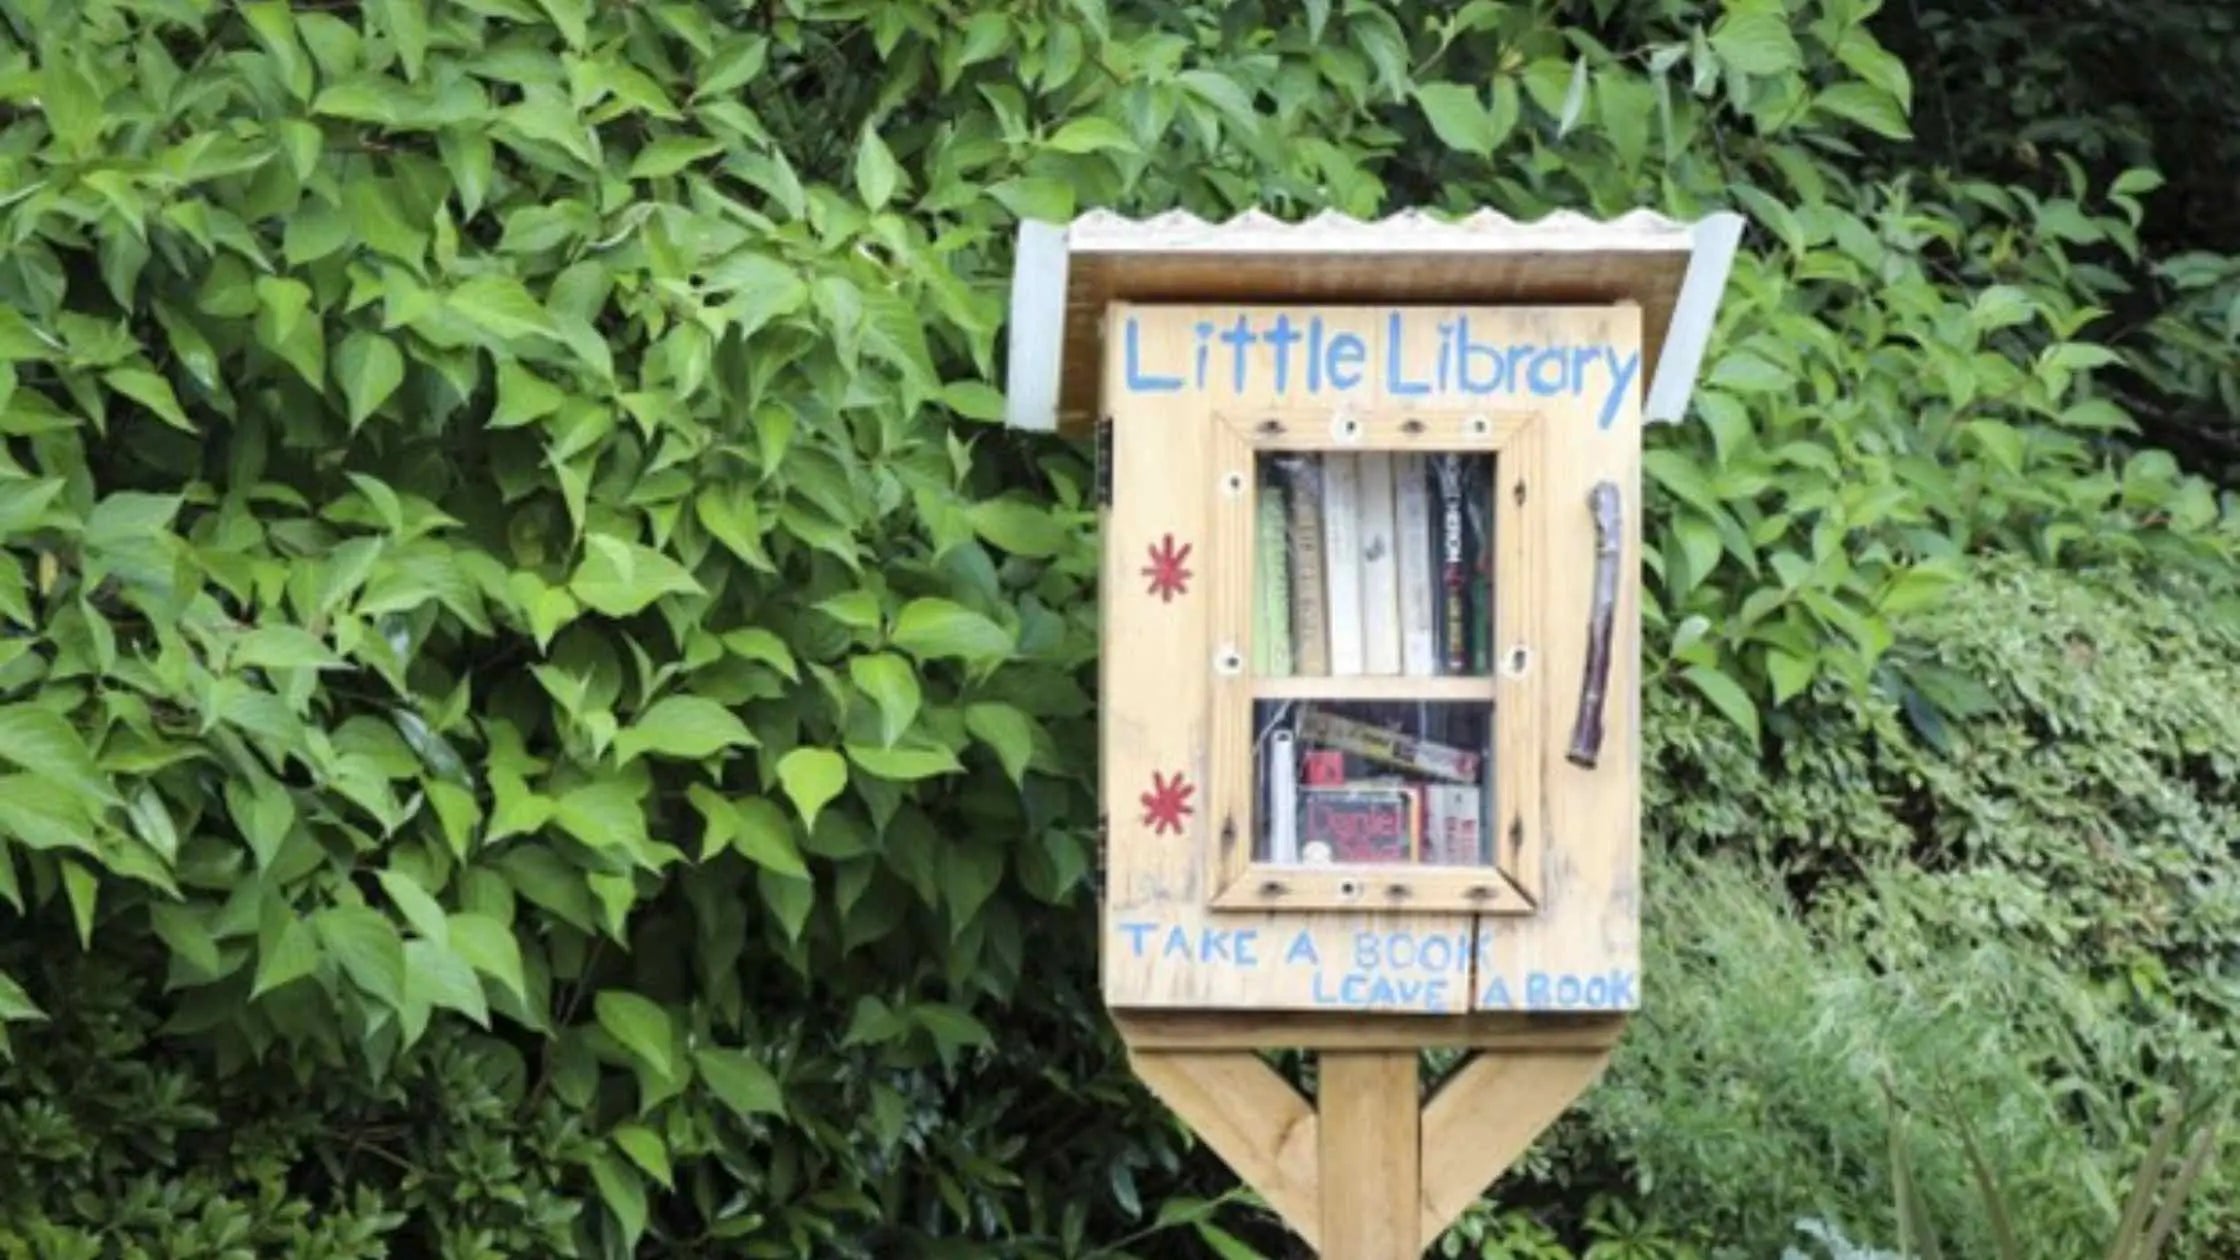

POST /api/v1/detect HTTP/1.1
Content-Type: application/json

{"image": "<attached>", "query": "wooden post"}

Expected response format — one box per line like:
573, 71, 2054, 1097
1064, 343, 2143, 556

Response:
1318, 1051, 1421, 1260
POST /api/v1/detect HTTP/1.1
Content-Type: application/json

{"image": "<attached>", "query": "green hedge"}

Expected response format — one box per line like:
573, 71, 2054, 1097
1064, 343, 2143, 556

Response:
0, 0, 2235, 1255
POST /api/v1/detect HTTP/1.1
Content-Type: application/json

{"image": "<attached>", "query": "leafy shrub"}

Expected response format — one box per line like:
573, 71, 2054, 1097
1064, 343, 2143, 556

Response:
0, 0, 2233, 1255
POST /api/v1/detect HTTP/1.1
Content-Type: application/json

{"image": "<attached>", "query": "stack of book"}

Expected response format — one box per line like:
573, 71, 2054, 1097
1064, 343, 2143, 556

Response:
1260, 703, 1490, 868
1255, 454, 1493, 677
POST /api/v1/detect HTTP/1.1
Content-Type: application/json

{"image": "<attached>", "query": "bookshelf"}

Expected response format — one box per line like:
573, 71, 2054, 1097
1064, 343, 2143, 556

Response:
1253, 676, 1498, 702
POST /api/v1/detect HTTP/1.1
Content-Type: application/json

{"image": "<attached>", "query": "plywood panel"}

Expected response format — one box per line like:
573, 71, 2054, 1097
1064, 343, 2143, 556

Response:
1100, 302, 1642, 1017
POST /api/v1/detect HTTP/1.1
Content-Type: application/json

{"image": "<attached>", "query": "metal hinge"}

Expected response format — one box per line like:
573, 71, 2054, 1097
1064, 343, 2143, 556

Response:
1094, 414, 1114, 507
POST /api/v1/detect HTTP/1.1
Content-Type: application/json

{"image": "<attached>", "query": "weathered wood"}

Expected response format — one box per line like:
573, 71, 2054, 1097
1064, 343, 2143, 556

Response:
1319, 1051, 1422, 1260
1417, 1049, 1615, 1242
1128, 1050, 1322, 1252
1112, 1009, 1624, 1052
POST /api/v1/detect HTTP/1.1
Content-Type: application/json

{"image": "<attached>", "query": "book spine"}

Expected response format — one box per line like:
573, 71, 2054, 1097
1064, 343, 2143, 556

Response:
1394, 454, 1437, 677
1356, 452, 1401, 675
1297, 708, 1481, 783
1253, 478, 1293, 676
1267, 729, 1299, 864
1424, 784, 1484, 866
1431, 455, 1470, 674
1282, 458, 1330, 676
1321, 454, 1365, 676
1466, 459, 1493, 674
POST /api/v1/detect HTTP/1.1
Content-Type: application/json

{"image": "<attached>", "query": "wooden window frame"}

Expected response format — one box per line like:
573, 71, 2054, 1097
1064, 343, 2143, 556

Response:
1203, 406, 1547, 916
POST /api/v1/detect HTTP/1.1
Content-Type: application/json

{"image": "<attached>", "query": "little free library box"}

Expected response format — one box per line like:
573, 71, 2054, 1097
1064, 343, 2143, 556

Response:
1005, 208, 1740, 1259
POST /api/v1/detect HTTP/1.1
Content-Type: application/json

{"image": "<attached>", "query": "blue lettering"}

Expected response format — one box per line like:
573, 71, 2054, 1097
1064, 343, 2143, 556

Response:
1119, 921, 1156, 957
1311, 969, 1342, 1005
1326, 332, 1365, 391
1352, 932, 1379, 971
1424, 979, 1451, 1012
1123, 319, 1181, 392
1419, 934, 1453, 973
1609, 970, 1638, 1006
1528, 348, 1569, 396
1161, 925, 1192, 961
1285, 930, 1320, 967
1264, 315, 1301, 394
1599, 349, 1641, 430
1505, 344, 1534, 390
1385, 312, 1430, 396
1340, 972, 1370, 1005
1556, 974, 1583, 1006
1524, 972, 1550, 1006
1305, 316, 1325, 393
1198, 929, 1231, 964
1218, 314, 1255, 393
1436, 320, 1456, 394
1191, 322, 1215, 391
1457, 317, 1506, 394
1478, 975, 1513, 1007
1234, 930, 1260, 967
1585, 973, 1609, 1007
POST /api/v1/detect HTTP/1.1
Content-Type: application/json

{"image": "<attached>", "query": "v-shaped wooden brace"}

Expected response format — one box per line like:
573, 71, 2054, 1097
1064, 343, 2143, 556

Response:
1122, 1015, 1622, 1259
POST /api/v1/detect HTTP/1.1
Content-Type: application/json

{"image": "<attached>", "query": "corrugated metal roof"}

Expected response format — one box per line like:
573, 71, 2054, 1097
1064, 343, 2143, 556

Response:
1004, 207, 1744, 436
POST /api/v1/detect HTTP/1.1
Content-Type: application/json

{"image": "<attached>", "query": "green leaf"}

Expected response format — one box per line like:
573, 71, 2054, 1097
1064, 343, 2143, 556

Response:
965, 703, 1036, 785
0, 705, 116, 807
60, 861, 96, 947
1682, 664, 1761, 748
694, 1046, 785, 1119
447, 913, 527, 1003
570, 535, 704, 617
854, 123, 900, 211
967, 498, 1067, 558
588, 1153, 647, 1250
722, 627, 798, 680
553, 780, 650, 854
103, 367, 194, 432
848, 653, 920, 747
1766, 650, 1815, 704
613, 1123, 673, 1188
1814, 84, 1911, 140
1045, 116, 1135, 154
1710, 12, 1802, 77
941, 380, 1007, 422
336, 331, 405, 430
891, 598, 1012, 663
252, 915, 320, 998
695, 486, 775, 573
847, 742, 962, 781
231, 625, 341, 671
776, 747, 847, 829
533, 0, 591, 48
1195, 1222, 1266, 1260
405, 938, 489, 1026
629, 136, 725, 180
315, 905, 406, 1009
370, 0, 429, 81
377, 869, 450, 944
448, 274, 556, 341
615, 695, 756, 763
0, 970, 43, 1023
595, 990, 674, 1078
731, 796, 808, 878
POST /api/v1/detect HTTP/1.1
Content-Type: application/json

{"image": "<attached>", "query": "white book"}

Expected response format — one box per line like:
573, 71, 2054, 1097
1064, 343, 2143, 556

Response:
1425, 783, 1483, 866
1392, 454, 1437, 677
1356, 452, 1402, 675
1267, 729, 1300, 864
1319, 454, 1364, 676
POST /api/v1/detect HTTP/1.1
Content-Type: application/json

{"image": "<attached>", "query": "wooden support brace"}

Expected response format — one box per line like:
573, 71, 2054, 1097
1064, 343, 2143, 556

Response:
1126, 1034, 1617, 1258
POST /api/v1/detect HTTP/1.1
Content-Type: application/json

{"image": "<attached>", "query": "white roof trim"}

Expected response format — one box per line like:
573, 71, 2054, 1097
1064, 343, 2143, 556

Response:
1645, 212, 1744, 425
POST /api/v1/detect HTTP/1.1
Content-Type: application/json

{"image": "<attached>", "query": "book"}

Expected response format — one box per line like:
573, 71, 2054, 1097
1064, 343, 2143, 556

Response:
1423, 783, 1484, 866
1298, 707, 1481, 784
1302, 749, 1346, 785
1394, 453, 1437, 677
1266, 728, 1300, 863
1280, 458, 1330, 675
1466, 466, 1493, 673
1356, 452, 1401, 675
1430, 454, 1470, 674
1300, 786, 1417, 864
1320, 454, 1365, 675
1253, 477, 1293, 676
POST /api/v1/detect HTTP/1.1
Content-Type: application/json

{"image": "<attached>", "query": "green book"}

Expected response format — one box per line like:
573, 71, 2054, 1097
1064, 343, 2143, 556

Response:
1254, 480, 1293, 675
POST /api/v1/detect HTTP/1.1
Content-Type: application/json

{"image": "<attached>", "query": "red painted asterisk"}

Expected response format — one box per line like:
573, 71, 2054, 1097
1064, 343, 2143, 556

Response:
1139, 770, 1195, 836
1142, 534, 1193, 602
